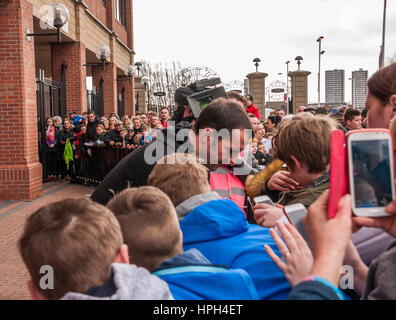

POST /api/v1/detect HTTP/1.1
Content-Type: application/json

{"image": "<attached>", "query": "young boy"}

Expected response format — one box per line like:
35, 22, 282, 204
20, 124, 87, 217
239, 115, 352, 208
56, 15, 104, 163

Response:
252, 115, 336, 227
19, 198, 173, 300
139, 124, 153, 146
147, 153, 291, 300
107, 185, 259, 300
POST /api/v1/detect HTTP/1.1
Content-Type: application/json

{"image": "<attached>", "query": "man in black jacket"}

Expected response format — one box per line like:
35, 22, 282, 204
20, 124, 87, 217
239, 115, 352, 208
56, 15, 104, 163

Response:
86, 111, 102, 142
104, 121, 124, 146
91, 98, 253, 205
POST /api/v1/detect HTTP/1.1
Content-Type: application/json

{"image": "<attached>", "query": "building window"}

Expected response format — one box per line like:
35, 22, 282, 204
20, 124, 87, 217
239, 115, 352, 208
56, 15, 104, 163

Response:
99, 0, 106, 6
115, 0, 127, 28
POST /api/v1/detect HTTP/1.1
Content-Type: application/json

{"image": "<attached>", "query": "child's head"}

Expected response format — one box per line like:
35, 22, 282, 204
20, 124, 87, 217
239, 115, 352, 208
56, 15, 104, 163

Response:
79, 125, 86, 134
120, 128, 128, 138
107, 186, 182, 272
46, 117, 53, 127
272, 116, 336, 186
257, 142, 265, 154
19, 198, 127, 300
251, 142, 258, 154
148, 153, 211, 208
96, 124, 104, 135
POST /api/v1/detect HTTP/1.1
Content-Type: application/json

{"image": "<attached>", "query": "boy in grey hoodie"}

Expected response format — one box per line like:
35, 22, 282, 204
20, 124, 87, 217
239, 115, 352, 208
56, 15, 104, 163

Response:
18, 198, 173, 300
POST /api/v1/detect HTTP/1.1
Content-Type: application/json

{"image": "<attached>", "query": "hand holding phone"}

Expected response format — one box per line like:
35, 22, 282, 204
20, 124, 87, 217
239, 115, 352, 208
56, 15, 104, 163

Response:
347, 129, 395, 217
253, 203, 284, 228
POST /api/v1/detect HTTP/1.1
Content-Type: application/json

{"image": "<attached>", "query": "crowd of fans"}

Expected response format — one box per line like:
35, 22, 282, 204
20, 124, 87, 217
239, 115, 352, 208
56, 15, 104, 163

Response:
22, 62, 396, 300
43, 107, 171, 186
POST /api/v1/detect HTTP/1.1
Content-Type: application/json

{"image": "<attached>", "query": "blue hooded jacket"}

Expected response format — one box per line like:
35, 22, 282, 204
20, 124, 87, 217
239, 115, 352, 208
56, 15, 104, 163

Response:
179, 195, 292, 300
153, 249, 259, 300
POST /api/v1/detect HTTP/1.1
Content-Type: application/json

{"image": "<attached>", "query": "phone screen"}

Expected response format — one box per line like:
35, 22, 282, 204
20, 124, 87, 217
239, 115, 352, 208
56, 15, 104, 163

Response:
351, 139, 393, 208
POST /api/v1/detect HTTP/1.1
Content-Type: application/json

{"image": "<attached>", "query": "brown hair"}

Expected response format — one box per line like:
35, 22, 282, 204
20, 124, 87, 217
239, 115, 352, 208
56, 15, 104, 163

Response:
19, 198, 123, 300
227, 91, 248, 108
367, 62, 396, 106
107, 186, 181, 272
148, 153, 211, 207
272, 116, 336, 173
344, 108, 361, 122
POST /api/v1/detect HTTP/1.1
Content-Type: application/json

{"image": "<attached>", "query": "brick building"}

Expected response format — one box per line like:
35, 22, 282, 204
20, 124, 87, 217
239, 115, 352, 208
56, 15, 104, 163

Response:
0, 0, 135, 201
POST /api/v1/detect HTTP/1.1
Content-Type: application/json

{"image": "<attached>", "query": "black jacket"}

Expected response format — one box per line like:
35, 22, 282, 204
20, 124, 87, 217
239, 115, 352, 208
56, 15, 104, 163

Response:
86, 120, 101, 141
254, 151, 272, 166
59, 129, 76, 144
91, 122, 192, 205
104, 129, 123, 145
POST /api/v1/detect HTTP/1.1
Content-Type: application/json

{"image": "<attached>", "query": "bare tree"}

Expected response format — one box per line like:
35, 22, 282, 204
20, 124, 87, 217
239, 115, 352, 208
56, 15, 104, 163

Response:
139, 60, 184, 113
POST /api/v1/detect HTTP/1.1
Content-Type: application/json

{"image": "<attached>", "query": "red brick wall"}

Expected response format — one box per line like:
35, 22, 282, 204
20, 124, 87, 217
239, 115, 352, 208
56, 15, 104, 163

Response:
0, 0, 42, 200
51, 42, 87, 114
85, 0, 107, 26
92, 63, 117, 117
105, 0, 131, 47
113, 20, 128, 46
126, 0, 133, 50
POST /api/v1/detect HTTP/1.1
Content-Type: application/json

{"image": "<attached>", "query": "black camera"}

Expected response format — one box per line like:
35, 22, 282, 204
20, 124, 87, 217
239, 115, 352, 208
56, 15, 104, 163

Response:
186, 78, 227, 118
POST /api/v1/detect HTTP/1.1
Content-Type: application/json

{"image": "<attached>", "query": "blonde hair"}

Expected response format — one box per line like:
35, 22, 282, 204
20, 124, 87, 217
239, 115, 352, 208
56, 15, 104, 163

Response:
19, 198, 123, 300
107, 186, 181, 272
272, 116, 336, 173
148, 153, 211, 207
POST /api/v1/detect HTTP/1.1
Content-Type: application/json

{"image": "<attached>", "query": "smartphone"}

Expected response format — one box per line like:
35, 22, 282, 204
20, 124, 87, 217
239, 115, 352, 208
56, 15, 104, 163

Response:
347, 129, 395, 217
254, 195, 274, 206
282, 203, 307, 226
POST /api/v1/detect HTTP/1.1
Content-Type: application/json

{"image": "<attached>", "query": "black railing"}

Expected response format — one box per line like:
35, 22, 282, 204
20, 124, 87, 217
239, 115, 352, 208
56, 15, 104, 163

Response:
44, 145, 136, 185
37, 61, 67, 181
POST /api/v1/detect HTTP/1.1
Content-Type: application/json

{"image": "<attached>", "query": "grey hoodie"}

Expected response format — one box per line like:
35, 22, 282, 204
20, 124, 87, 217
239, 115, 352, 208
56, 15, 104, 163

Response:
61, 263, 174, 300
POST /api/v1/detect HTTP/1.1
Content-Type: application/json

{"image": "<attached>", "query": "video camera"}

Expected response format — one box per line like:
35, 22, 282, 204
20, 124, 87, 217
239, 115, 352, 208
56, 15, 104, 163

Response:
186, 78, 227, 118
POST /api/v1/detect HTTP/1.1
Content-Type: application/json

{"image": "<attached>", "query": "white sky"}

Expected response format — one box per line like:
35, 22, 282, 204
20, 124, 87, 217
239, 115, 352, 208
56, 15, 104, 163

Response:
133, 0, 396, 104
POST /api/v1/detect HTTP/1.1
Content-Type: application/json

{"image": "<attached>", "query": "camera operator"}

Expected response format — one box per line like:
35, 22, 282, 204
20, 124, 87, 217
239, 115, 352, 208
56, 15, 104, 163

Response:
171, 87, 195, 126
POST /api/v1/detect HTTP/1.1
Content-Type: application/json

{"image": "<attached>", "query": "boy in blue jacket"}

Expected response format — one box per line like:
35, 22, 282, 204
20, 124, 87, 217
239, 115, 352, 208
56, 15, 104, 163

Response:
148, 153, 292, 300
107, 185, 259, 300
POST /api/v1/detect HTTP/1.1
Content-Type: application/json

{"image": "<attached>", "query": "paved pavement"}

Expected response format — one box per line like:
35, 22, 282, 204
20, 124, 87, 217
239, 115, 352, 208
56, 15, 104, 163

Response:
0, 182, 93, 300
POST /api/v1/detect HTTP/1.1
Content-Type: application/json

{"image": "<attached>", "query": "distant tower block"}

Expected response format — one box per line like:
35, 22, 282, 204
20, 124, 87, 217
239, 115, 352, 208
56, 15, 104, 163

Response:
289, 70, 311, 114
246, 72, 268, 119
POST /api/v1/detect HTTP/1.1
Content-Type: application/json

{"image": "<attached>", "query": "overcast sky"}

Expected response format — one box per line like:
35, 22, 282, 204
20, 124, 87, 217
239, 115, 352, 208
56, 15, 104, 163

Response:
133, 0, 396, 104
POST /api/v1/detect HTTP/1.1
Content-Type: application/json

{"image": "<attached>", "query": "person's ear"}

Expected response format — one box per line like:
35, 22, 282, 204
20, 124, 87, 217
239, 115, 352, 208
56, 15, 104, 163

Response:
199, 128, 213, 145
290, 155, 302, 170
114, 244, 130, 264
390, 94, 396, 108
28, 279, 46, 300
179, 229, 183, 245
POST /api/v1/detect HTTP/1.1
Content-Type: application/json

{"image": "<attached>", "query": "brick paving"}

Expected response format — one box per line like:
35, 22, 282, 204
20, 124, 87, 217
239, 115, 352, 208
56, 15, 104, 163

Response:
0, 182, 93, 300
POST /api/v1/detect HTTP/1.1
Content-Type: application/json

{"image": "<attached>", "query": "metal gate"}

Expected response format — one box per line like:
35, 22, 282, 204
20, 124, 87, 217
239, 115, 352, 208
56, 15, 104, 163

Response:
36, 61, 67, 181
87, 77, 104, 117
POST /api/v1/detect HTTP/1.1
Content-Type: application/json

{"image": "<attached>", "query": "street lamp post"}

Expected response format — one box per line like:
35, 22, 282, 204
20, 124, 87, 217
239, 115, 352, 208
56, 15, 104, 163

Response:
295, 56, 303, 71
286, 60, 290, 106
253, 58, 261, 72
26, 3, 69, 43
379, 0, 387, 69
317, 36, 324, 108
135, 61, 143, 76
141, 76, 150, 112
